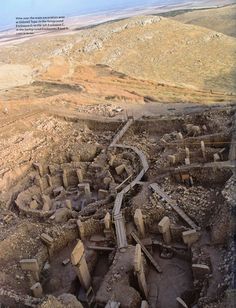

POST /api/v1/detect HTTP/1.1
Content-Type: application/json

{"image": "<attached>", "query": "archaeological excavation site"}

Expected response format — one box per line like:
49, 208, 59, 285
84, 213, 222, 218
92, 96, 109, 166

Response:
0, 105, 235, 308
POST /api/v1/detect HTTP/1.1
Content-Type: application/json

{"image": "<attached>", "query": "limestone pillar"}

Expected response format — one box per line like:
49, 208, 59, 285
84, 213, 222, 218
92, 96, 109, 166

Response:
65, 199, 72, 210
201, 141, 206, 160
185, 147, 190, 159
42, 194, 52, 212
134, 209, 145, 238
98, 189, 109, 200
76, 169, 83, 183
20, 259, 40, 281
168, 155, 176, 165
141, 301, 149, 308
35, 176, 44, 193
33, 163, 43, 177
77, 219, 85, 240
177, 132, 183, 140
62, 170, 68, 189
158, 216, 171, 244
192, 264, 210, 280
84, 183, 92, 200
115, 164, 125, 175
185, 158, 190, 165
104, 212, 111, 230
46, 174, 53, 187
214, 153, 220, 162
71, 240, 91, 290
182, 229, 199, 248
134, 244, 148, 299
30, 282, 43, 298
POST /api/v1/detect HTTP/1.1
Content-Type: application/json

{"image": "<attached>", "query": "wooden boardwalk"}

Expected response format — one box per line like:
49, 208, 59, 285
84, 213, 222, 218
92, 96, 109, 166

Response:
149, 183, 200, 230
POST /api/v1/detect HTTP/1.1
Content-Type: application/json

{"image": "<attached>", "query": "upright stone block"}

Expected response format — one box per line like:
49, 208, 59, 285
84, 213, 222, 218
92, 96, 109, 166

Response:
185, 158, 190, 165
77, 219, 85, 240
84, 183, 92, 199
177, 132, 183, 140
65, 199, 72, 210
30, 282, 43, 298
134, 209, 145, 238
104, 212, 111, 230
168, 155, 176, 165
71, 240, 85, 265
71, 241, 91, 290
33, 163, 43, 177
192, 264, 211, 280
30, 200, 39, 210
134, 244, 148, 299
46, 174, 53, 187
182, 229, 199, 247
201, 140, 206, 160
158, 216, 171, 244
35, 176, 44, 193
20, 259, 39, 281
41, 233, 53, 247
98, 189, 109, 200
76, 169, 83, 183
115, 164, 125, 175
109, 155, 116, 167
103, 177, 112, 186
20, 259, 39, 272
214, 153, 220, 162
141, 301, 149, 308
62, 170, 68, 189
42, 194, 52, 212
185, 147, 190, 158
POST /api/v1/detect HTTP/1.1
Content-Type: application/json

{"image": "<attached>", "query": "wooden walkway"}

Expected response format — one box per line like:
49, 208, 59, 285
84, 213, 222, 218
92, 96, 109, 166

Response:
149, 183, 200, 230
131, 232, 162, 273
109, 118, 150, 249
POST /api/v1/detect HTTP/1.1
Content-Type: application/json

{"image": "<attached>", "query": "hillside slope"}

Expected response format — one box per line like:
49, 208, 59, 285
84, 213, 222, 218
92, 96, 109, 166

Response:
0, 14, 235, 96
172, 4, 236, 38
68, 15, 236, 93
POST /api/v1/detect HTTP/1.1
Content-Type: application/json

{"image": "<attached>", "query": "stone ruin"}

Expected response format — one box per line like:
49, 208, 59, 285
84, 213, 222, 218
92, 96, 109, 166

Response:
0, 107, 235, 308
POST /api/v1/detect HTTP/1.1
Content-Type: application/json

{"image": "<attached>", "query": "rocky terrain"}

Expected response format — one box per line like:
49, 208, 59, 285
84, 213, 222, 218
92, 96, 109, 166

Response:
0, 3, 235, 308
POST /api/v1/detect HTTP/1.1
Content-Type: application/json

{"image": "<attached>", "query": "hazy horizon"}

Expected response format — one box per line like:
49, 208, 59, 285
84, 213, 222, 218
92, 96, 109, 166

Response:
0, 0, 234, 29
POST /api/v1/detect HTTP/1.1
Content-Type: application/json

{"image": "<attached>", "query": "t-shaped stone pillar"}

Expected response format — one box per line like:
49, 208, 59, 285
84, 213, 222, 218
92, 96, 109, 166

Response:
134, 209, 145, 238
62, 169, 69, 189
71, 240, 91, 290
158, 216, 171, 244
134, 244, 148, 299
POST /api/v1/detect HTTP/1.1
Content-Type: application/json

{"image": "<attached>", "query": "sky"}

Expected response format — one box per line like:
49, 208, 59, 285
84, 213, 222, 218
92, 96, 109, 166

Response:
0, 0, 219, 29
